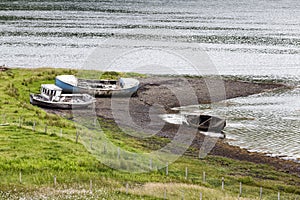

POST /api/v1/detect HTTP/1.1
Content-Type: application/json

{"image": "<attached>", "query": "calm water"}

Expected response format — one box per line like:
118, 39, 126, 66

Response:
163, 86, 300, 161
0, 0, 299, 76
0, 0, 299, 160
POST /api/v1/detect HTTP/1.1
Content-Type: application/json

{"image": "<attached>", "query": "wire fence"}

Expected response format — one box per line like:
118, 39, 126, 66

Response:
0, 114, 299, 199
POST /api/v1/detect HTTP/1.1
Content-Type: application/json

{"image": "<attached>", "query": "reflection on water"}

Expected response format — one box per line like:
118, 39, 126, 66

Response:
162, 86, 300, 161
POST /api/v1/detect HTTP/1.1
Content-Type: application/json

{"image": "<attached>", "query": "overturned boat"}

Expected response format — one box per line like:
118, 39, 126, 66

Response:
186, 114, 226, 134
55, 75, 139, 96
30, 84, 96, 109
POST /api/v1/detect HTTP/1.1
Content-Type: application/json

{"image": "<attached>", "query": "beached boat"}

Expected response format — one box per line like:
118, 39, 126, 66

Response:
55, 75, 139, 96
30, 84, 96, 109
186, 114, 226, 133
0, 65, 9, 71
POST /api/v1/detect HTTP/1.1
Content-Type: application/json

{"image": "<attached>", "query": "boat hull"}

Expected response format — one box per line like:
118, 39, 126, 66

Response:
186, 114, 226, 134
30, 94, 95, 109
55, 78, 78, 93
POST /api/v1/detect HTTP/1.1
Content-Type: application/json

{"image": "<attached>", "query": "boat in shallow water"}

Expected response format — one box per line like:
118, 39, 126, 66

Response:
55, 75, 139, 96
186, 114, 226, 135
30, 84, 96, 109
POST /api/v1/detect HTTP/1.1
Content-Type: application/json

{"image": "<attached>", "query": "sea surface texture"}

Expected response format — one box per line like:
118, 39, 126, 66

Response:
0, 0, 299, 77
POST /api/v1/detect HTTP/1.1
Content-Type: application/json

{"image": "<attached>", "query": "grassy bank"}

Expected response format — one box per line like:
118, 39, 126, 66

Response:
0, 68, 299, 199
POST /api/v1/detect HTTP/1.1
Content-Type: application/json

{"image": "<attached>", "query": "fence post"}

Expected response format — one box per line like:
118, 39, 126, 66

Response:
199, 192, 202, 200
240, 182, 242, 196
260, 187, 263, 200
278, 192, 280, 200
166, 162, 168, 176
126, 182, 129, 194
54, 175, 57, 187
90, 180, 93, 194
19, 171, 22, 183
203, 171, 206, 183
185, 167, 188, 180
181, 190, 184, 200
164, 188, 167, 199
222, 177, 224, 190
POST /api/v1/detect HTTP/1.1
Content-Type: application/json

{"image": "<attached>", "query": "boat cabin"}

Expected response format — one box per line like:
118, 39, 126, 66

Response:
40, 84, 62, 101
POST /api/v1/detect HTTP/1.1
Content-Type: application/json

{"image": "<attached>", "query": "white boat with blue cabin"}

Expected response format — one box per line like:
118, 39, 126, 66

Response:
30, 84, 96, 109
55, 75, 140, 96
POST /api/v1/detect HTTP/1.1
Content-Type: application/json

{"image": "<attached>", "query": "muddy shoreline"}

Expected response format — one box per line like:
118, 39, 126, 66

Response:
92, 76, 300, 176
49, 76, 300, 176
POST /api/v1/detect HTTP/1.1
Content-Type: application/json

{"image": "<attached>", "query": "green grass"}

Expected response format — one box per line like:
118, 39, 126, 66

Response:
0, 68, 299, 199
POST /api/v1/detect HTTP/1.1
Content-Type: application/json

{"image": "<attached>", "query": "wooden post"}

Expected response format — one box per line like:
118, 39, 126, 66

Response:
239, 182, 242, 196
260, 187, 263, 200
164, 188, 167, 199
203, 171, 206, 183
185, 167, 188, 180
126, 182, 129, 194
19, 171, 22, 183
90, 180, 93, 194
278, 192, 280, 200
181, 190, 184, 200
200, 192, 202, 200
221, 177, 224, 190
166, 162, 168, 176
54, 175, 57, 187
